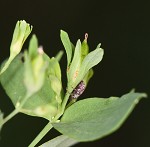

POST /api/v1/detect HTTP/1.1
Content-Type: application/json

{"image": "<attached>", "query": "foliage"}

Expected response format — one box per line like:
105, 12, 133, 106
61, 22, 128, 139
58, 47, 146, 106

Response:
0, 21, 146, 147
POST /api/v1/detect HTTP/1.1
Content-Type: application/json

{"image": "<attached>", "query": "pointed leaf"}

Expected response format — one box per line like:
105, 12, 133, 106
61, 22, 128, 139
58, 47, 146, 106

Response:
48, 57, 62, 81
60, 30, 72, 65
68, 40, 81, 83
83, 68, 94, 85
39, 135, 78, 147
76, 47, 104, 84
28, 34, 38, 58
53, 92, 146, 141
24, 47, 48, 96
55, 50, 64, 62
47, 57, 63, 104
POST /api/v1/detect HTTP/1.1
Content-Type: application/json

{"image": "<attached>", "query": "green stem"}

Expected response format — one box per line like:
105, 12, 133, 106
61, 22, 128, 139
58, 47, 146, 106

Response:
66, 99, 76, 109
28, 91, 69, 146
0, 109, 19, 126
28, 122, 53, 147
28, 88, 71, 146
53, 92, 70, 121
61, 92, 70, 112
0, 93, 31, 126
0, 56, 13, 75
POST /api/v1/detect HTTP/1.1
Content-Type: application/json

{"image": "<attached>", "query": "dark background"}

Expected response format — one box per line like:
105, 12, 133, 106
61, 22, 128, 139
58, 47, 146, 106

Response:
0, 0, 149, 147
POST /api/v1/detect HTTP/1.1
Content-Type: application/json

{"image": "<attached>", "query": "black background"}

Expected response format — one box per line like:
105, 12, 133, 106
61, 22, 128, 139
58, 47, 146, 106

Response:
0, 0, 149, 147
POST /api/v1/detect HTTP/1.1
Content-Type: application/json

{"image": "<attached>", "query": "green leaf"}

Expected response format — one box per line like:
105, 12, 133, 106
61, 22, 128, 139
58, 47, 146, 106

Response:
48, 57, 62, 82
49, 75, 62, 104
83, 68, 94, 86
24, 48, 48, 96
39, 135, 78, 147
0, 110, 4, 132
53, 92, 146, 141
0, 55, 59, 120
47, 57, 63, 104
81, 34, 89, 61
76, 47, 104, 85
60, 30, 73, 66
68, 40, 81, 84
55, 50, 64, 62
24, 35, 49, 96
28, 34, 38, 58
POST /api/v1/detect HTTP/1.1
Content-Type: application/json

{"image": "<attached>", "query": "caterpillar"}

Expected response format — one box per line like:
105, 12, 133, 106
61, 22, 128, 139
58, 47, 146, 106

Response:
70, 81, 86, 100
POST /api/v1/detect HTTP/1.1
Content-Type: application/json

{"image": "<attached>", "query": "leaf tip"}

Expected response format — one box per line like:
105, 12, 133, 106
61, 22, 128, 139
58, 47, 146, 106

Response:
60, 29, 66, 35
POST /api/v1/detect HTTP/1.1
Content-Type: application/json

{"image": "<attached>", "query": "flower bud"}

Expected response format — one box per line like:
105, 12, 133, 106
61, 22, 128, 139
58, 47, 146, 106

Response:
48, 57, 62, 104
0, 20, 32, 75
24, 40, 47, 96
81, 33, 89, 61
10, 20, 32, 55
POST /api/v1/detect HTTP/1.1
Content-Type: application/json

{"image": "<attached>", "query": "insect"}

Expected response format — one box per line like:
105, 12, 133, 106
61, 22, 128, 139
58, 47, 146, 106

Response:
70, 81, 86, 100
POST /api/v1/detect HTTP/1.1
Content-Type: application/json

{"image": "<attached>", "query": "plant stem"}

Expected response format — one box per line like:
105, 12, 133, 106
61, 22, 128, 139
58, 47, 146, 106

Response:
28, 122, 53, 147
0, 93, 31, 126
28, 88, 70, 146
0, 109, 19, 126
28, 88, 71, 147
61, 91, 70, 112
28, 91, 70, 146
53, 91, 70, 121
